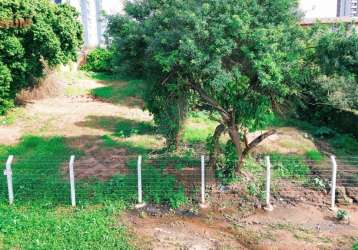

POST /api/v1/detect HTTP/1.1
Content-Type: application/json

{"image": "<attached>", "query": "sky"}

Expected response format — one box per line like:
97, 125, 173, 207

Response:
299, 0, 337, 18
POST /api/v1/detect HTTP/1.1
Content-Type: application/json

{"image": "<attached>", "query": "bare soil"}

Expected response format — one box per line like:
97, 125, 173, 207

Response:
124, 193, 358, 250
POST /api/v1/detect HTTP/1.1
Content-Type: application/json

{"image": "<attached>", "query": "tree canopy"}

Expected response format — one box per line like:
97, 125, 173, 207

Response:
0, 0, 83, 114
107, 0, 304, 171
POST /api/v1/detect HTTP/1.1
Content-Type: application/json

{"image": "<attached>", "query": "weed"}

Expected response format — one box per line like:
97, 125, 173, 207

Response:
336, 209, 350, 221
270, 153, 310, 180
305, 150, 324, 162
310, 177, 327, 191
0, 108, 25, 126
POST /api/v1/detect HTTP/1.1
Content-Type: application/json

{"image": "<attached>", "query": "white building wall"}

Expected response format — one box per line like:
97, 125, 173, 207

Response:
299, 0, 337, 18
62, 0, 124, 48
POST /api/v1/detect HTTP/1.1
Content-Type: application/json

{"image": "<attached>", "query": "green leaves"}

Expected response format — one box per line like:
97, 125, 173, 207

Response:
0, 0, 83, 114
107, 0, 303, 154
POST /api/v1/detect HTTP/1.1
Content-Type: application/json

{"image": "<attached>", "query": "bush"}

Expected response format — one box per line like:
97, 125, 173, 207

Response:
0, 0, 83, 114
81, 48, 113, 72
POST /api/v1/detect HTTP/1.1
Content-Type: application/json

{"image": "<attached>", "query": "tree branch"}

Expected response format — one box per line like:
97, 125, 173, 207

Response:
190, 83, 231, 121
242, 129, 276, 157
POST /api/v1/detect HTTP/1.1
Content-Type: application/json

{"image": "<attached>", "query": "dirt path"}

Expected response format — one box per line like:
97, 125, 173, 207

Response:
0, 71, 152, 145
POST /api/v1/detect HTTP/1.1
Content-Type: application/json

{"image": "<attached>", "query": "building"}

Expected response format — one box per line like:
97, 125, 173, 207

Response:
299, 0, 337, 18
54, 0, 124, 48
300, 16, 358, 28
337, 0, 358, 17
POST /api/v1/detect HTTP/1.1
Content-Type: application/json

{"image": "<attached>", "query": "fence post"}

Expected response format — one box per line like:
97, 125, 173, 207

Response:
199, 155, 208, 208
69, 155, 76, 207
135, 155, 145, 208
264, 156, 273, 211
330, 155, 337, 211
4, 155, 14, 205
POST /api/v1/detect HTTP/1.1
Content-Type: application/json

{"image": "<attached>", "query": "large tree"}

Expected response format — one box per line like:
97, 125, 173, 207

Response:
107, 0, 305, 171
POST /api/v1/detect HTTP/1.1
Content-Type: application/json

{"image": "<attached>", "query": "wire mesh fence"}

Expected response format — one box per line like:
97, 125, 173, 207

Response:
0, 154, 215, 207
268, 155, 358, 208
1, 153, 357, 209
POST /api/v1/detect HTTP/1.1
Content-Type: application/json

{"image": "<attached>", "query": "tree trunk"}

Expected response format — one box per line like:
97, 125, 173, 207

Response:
227, 123, 243, 171
208, 123, 226, 169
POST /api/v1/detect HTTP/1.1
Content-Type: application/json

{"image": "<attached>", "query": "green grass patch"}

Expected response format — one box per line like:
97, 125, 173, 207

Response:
305, 150, 324, 162
269, 153, 310, 180
183, 112, 218, 144
0, 202, 133, 250
0, 134, 189, 248
88, 72, 146, 106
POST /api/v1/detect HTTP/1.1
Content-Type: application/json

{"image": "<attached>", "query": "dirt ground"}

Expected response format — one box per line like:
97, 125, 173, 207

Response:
124, 199, 358, 250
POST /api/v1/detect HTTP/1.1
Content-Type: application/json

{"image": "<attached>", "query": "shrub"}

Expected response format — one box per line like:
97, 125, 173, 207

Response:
313, 126, 335, 138
81, 48, 113, 72
0, 0, 83, 114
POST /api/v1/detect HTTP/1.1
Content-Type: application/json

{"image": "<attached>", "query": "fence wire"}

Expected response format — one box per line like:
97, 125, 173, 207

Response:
1, 154, 357, 207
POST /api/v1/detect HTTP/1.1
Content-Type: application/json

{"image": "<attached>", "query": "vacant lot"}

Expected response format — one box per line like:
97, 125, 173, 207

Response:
0, 69, 357, 249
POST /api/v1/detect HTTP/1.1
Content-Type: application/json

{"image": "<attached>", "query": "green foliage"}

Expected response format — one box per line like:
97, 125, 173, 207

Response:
215, 140, 239, 184
296, 25, 358, 133
107, 0, 304, 160
270, 154, 310, 179
313, 126, 335, 138
141, 166, 187, 208
81, 48, 113, 72
336, 209, 350, 221
305, 150, 324, 162
310, 177, 327, 191
0, 203, 133, 250
263, 118, 358, 156
353, 242, 358, 250
0, 0, 83, 114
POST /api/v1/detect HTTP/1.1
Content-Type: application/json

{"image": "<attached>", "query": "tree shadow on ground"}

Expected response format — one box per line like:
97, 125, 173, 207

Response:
75, 115, 157, 138
88, 72, 146, 108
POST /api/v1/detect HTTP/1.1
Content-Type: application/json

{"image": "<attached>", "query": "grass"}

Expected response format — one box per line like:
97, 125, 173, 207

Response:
0, 136, 134, 249
265, 117, 358, 156
0, 202, 133, 250
305, 150, 324, 162
269, 153, 310, 180
0, 134, 189, 249
0, 108, 25, 126
89, 72, 145, 106
183, 112, 218, 144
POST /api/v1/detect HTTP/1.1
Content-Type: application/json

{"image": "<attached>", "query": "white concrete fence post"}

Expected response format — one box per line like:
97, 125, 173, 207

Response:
69, 155, 76, 207
135, 155, 145, 208
330, 155, 337, 211
200, 155, 206, 207
264, 156, 273, 211
4, 155, 14, 205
